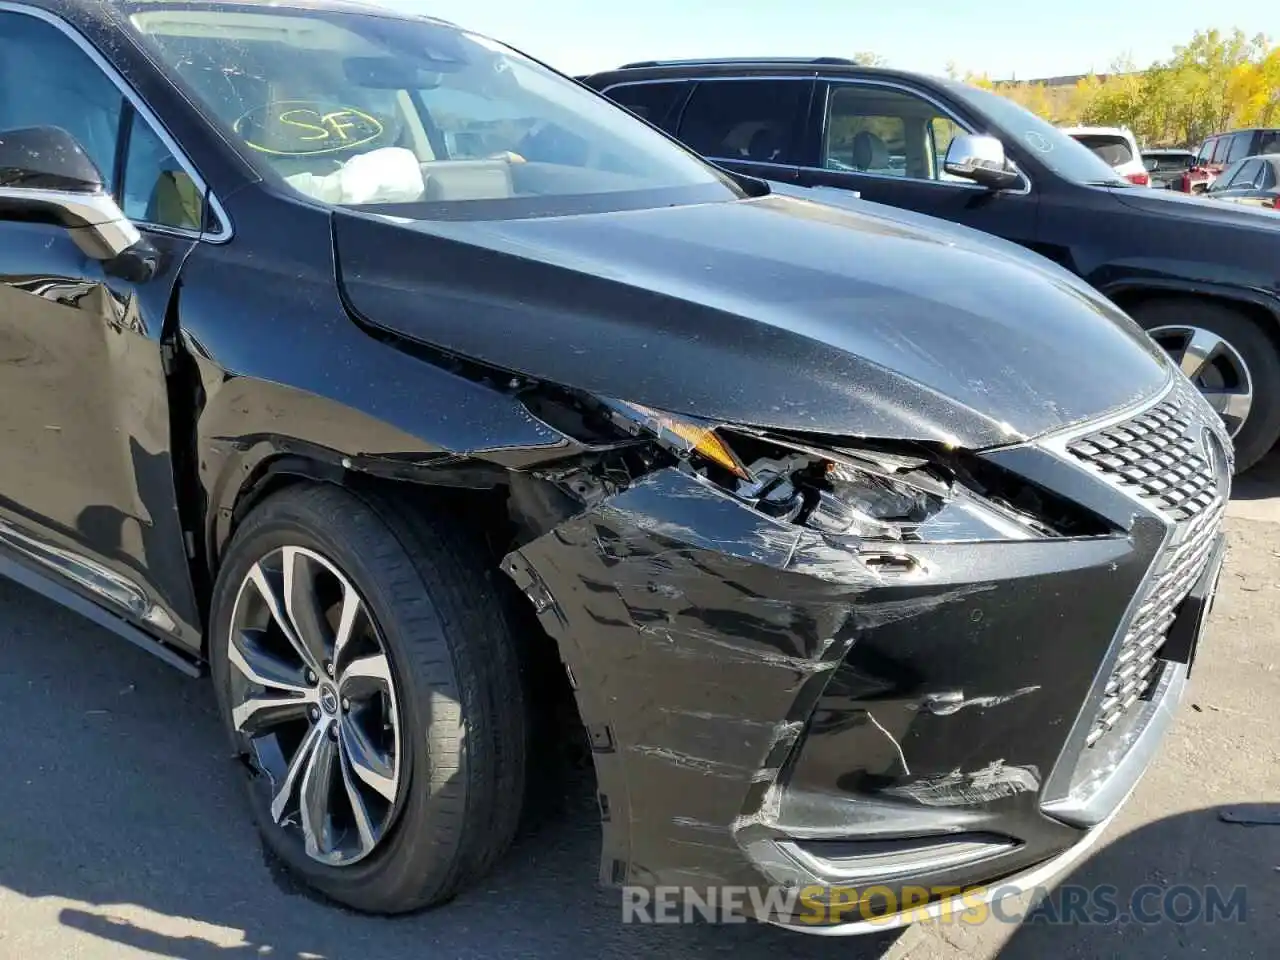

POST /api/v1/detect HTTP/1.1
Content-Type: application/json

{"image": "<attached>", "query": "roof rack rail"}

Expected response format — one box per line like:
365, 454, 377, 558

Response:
617, 56, 859, 69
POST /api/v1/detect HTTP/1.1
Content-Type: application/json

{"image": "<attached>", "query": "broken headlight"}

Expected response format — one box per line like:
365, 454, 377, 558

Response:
605, 400, 1058, 543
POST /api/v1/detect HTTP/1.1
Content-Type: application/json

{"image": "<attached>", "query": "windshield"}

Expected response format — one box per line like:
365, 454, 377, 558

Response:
125, 4, 737, 218
943, 83, 1126, 185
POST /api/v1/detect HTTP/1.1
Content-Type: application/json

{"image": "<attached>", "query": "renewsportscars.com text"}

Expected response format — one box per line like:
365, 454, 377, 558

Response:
621, 883, 1248, 926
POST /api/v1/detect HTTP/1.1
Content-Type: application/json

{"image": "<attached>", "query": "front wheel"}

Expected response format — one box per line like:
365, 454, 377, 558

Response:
209, 484, 526, 913
1133, 298, 1280, 473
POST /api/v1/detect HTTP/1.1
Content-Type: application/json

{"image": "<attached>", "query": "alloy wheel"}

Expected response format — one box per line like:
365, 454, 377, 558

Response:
1147, 324, 1253, 438
226, 545, 401, 866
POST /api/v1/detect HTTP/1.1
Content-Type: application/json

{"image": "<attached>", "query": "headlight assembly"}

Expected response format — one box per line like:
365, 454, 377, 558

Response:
604, 399, 1064, 543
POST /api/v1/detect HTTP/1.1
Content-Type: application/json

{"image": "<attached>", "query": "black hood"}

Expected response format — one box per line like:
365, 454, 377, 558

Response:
1111, 183, 1280, 230
334, 194, 1170, 449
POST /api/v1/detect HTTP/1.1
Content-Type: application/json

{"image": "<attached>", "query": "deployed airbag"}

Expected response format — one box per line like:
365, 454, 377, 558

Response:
286, 147, 425, 204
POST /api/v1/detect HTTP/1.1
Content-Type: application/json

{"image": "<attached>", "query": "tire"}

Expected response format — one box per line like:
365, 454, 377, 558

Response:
209, 483, 526, 914
1132, 298, 1280, 474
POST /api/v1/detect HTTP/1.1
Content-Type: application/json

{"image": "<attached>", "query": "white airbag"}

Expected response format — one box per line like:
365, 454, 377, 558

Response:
285, 147, 425, 204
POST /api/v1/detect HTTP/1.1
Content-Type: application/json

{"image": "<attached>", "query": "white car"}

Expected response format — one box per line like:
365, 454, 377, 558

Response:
1061, 126, 1151, 185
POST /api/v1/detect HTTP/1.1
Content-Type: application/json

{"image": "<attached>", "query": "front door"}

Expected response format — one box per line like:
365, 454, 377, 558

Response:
798, 80, 1039, 248
0, 9, 206, 647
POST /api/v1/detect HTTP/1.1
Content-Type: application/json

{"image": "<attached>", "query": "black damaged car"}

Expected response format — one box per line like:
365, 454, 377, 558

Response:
0, 0, 1231, 932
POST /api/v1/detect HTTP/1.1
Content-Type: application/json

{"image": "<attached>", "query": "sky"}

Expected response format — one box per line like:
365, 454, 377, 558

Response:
374, 0, 1279, 81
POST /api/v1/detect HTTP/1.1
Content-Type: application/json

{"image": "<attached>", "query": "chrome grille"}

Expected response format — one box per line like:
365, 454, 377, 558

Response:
1065, 381, 1229, 747
1066, 383, 1219, 522
1087, 498, 1223, 745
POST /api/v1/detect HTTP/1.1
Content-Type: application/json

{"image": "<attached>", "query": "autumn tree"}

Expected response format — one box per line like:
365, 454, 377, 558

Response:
978, 28, 1278, 148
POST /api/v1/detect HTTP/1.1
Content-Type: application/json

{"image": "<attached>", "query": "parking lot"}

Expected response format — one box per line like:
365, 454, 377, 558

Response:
0, 456, 1273, 959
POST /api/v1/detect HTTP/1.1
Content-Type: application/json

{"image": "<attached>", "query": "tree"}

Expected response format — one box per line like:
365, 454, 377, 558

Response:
850, 52, 887, 67
972, 27, 1278, 148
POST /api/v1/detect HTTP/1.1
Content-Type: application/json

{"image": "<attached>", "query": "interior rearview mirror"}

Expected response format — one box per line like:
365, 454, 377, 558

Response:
943, 133, 1021, 190
0, 125, 141, 260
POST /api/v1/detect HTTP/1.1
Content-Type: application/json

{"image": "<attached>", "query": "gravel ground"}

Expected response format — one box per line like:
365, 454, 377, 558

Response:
0, 456, 1277, 959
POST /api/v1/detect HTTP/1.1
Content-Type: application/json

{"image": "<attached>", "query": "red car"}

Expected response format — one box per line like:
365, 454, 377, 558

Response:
1179, 128, 1280, 192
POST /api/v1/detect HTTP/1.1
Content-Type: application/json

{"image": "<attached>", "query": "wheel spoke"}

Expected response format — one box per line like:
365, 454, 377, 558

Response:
339, 652, 393, 699
282, 547, 333, 672
248, 561, 322, 675
300, 723, 338, 860
339, 737, 379, 855
232, 694, 311, 736
332, 576, 363, 665
1203, 388, 1252, 433
227, 633, 311, 695
270, 719, 326, 824
1178, 328, 1224, 381
340, 717, 398, 803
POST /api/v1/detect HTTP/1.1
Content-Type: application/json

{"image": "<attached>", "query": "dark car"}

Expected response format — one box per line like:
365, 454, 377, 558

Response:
1204, 154, 1280, 210
583, 59, 1280, 472
1141, 148, 1196, 189
1180, 127, 1280, 193
1, 2, 1232, 932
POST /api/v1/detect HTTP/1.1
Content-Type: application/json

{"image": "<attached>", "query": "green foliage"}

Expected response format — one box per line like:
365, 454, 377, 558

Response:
950, 29, 1278, 147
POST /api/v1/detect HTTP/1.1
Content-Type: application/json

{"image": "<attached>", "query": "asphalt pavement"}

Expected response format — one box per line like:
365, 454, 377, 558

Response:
1, 455, 1278, 959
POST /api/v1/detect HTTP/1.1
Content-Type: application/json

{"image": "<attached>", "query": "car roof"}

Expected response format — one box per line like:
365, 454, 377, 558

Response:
1205, 127, 1280, 139
581, 58, 950, 88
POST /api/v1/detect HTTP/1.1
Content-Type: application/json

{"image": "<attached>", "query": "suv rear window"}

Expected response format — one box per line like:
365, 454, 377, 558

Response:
677, 79, 806, 164
1259, 131, 1280, 155
1072, 134, 1133, 167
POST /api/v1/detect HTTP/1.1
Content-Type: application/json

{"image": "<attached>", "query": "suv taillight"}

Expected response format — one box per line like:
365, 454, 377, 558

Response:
1125, 171, 1151, 186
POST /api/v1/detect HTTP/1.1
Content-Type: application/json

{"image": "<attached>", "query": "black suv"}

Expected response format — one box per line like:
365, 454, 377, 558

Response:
583, 58, 1280, 471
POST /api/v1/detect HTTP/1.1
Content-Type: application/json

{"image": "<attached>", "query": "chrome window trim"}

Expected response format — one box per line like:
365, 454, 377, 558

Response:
0, 1, 233, 243
601, 74, 1033, 196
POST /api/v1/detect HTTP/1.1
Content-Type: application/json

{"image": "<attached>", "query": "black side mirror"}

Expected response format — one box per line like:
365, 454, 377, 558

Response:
0, 125, 141, 260
0, 125, 105, 192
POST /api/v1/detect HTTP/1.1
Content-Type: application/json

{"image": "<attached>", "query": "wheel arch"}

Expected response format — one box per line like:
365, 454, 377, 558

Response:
1104, 279, 1280, 350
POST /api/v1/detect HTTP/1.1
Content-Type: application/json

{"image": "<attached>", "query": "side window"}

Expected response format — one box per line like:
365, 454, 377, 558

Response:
1211, 137, 1232, 164
825, 84, 965, 181
1226, 132, 1253, 163
1228, 159, 1259, 188
0, 11, 204, 233
121, 113, 204, 231
1258, 131, 1280, 156
606, 82, 687, 131
1260, 163, 1277, 190
0, 12, 124, 191
1197, 139, 1216, 165
677, 79, 806, 164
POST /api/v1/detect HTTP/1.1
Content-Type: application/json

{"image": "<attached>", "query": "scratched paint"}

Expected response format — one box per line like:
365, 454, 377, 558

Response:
883, 760, 1042, 807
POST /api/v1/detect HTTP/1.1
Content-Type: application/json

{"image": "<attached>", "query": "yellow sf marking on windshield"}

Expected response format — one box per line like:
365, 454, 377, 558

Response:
236, 101, 385, 156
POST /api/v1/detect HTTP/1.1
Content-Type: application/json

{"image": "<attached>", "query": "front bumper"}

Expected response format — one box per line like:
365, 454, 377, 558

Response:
503, 377, 1229, 932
